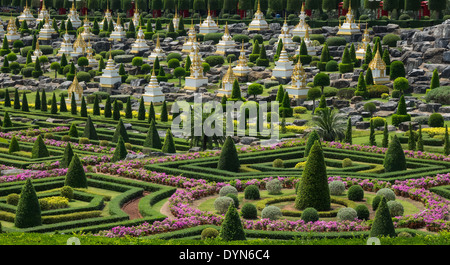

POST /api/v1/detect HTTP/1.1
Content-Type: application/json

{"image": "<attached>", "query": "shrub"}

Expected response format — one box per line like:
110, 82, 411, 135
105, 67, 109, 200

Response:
371, 117, 386, 128
370, 197, 396, 237
428, 113, 444, 128
355, 204, 370, 220
61, 135, 71, 142
214, 196, 235, 214
383, 34, 401, 47
217, 136, 240, 172
266, 179, 282, 195
31, 135, 49, 159
232, 34, 250, 43
39, 196, 69, 210
399, 14, 411, 20
201, 227, 219, 240
272, 158, 284, 168
310, 34, 325, 44
219, 203, 246, 241
204, 33, 224, 44
337, 88, 355, 99
205, 55, 225, 67
398, 231, 412, 237
253, 34, 263, 44
219, 185, 238, 197
329, 180, 345, 196
347, 185, 364, 201
342, 158, 353, 168
65, 154, 87, 188
60, 186, 74, 200
390, 60, 405, 80
325, 60, 338, 72
244, 185, 260, 200
301, 207, 319, 223
387, 200, 404, 217
6, 193, 20, 206
79, 138, 90, 144
368, 85, 389, 98
226, 193, 240, 208
326, 36, 347, 46
384, 135, 406, 172
241, 203, 258, 219
376, 188, 396, 202
425, 86, 450, 105
372, 195, 383, 211
261, 205, 282, 220
14, 179, 41, 228
293, 106, 307, 114
337, 207, 358, 221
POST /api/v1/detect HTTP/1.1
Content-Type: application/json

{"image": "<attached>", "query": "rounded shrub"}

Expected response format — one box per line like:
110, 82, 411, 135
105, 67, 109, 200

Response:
241, 203, 258, 219
232, 34, 250, 43
76, 71, 91, 82
387, 200, 404, 217
347, 185, 364, 201
326, 37, 347, 46
301, 207, 319, 223
244, 185, 260, 200
204, 33, 224, 44
328, 180, 345, 196
252, 34, 263, 44
342, 158, 353, 168
261, 205, 282, 220
325, 60, 338, 72
382, 33, 401, 47
79, 138, 90, 145
272, 158, 284, 168
6, 193, 20, 206
266, 179, 282, 195
371, 117, 386, 128
214, 196, 235, 214
337, 207, 358, 221
428, 113, 444, 128
372, 195, 383, 211
60, 186, 74, 200
376, 188, 396, 202
61, 135, 71, 142
219, 185, 238, 197
201, 227, 219, 240
226, 193, 240, 208
399, 14, 411, 20
398, 231, 412, 237
355, 204, 370, 220
293, 106, 307, 114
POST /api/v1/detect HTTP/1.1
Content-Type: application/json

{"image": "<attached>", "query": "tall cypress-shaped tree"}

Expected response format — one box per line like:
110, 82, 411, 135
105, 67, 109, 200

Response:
137, 97, 146, 120
68, 123, 78, 138
113, 99, 120, 120
219, 203, 246, 241
64, 154, 88, 188
112, 119, 129, 143
230, 79, 243, 101
60, 94, 67, 112
417, 124, 424, 152
383, 135, 406, 172
408, 122, 416, 151
275, 85, 284, 104
4, 88, 11, 107
355, 72, 369, 99
344, 117, 352, 144
80, 96, 87, 117
125, 97, 132, 119
382, 121, 389, 148
3, 111, 12, 127
13, 88, 20, 110
217, 136, 240, 172
365, 67, 374, 86
369, 196, 396, 238
144, 119, 162, 149
60, 142, 74, 168
444, 125, 450, 156
304, 130, 320, 157
14, 179, 42, 228
295, 140, 330, 211
83, 116, 99, 140
71, 92, 77, 115
93, 94, 100, 115
111, 135, 128, 162
35, 89, 41, 110
161, 129, 176, 153
104, 95, 112, 118
8, 135, 20, 154
31, 134, 49, 159
430, 68, 440, 90
364, 44, 372, 67
51, 92, 58, 114
160, 101, 168, 122
148, 102, 156, 123
369, 119, 376, 146
21, 92, 29, 112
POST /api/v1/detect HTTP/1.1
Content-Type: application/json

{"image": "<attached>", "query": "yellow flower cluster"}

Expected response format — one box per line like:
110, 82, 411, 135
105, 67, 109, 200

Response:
39, 196, 69, 210
285, 125, 309, 134
420, 127, 447, 137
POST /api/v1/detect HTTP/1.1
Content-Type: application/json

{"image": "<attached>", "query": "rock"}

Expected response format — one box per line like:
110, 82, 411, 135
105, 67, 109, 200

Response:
269, 23, 281, 31
349, 115, 363, 125
439, 106, 450, 113
188, 147, 202, 152
355, 121, 370, 130
350, 96, 364, 104
441, 66, 450, 78
387, 24, 400, 32
408, 68, 425, 77
240, 136, 259, 145
332, 99, 349, 108
418, 103, 441, 112
1, 168, 28, 176
379, 101, 398, 111
423, 48, 445, 63
130, 78, 147, 87
46, 118, 64, 123
59, 81, 73, 90
331, 79, 350, 89
293, 119, 308, 126
247, 70, 272, 82
398, 121, 419, 131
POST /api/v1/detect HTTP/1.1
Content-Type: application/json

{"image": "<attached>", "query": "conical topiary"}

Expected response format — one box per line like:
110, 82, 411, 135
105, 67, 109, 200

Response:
144, 119, 162, 149
113, 99, 120, 120
8, 135, 20, 154
41, 90, 47, 111
64, 154, 87, 188
93, 94, 100, 115
104, 95, 112, 118
80, 96, 87, 117
51, 92, 58, 114
125, 96, 132, 119
344, 117, 352, 144
60, 94, 67, 112
304, 130, 320, 157
295, 140, 330, 211
83, 116, 99, 140
31, 134, 49, 159
148, 102, 156, 123
13, 88, 20, 109
160, 101, 168, 122
4, 88, 11, 107
14, 179, 41, 228
219, 203, 246, 241
68, 123, 78, 138
111, 135, 128, 162
137, 97, 145, 120
71, 92, 77, 115
383, 135, 406, 172
217, 136, 240, 172
112, 118, 129, 143
3, 111, 12, 127
161, 129, 176, 153
369, 196, 396, 238
61, 142, 74, 168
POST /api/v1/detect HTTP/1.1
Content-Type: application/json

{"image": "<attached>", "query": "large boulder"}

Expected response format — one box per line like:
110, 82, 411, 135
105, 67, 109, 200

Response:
423, 48, 445, 64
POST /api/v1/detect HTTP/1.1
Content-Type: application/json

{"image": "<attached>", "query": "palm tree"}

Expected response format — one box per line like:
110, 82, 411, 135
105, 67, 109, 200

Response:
312, 108, 347, 142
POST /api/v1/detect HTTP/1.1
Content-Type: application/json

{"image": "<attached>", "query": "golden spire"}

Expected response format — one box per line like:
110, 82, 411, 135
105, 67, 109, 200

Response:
257, 0, 261, 12
106, 0, 110, 11
223, 59, 236, 84
301, 1, 305, 13
174, 5, 178, 18
305, 24, 310, 39
190, 19, 194, 29
369, 49, 386, 70
156, 34, 160, 48
36, 40, 40, 50
135, 0, 138, 13
117, 14, 121, 25
224, 21, 229, 35
240, 40, 245, 52
71, 1, 76, 11
348, 0, 352, 13
41, 0, 46, 10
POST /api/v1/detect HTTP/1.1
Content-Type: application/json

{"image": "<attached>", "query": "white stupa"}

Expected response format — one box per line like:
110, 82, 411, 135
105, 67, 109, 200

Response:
32, 41, 43, 63
272, 44, 294, 79
5, 16, 20, 43
184, 48, 208, 91
57, 29, 73, 57
130, 27, 150, 54
296, 26, 315, 56
142, 69, 165, 103
217, 63, 237, 97
99, 2, 113, 29
336, 2, 361, 36
285, 60, 308, 99
70, 32, 87, 57
356, 24, 370, 60
247, 0, 269, 31
18, 3, 36, 23
67, 2, 82, 28
100, 50, 122, 90
80, 15, 95, 41
277, 17, 295, 49
291, 3, 311, 38
233, 42, 251, 77
215, 22, 235, 55
368, 49, 389, 84
109, 15, 126, 41
181, 20, 196, 53
148, 34, 166, 62
199, 9, 219, 34
131, 4, 140, 29
38, 16, 57, 41
86, 41, 97, 67
67, 73, 83, 104
36, 1, 50, 23
172, 7, 180, 30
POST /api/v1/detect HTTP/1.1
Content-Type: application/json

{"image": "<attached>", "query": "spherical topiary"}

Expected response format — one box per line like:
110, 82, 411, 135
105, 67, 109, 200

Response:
342, 158, 353, 168
214, 196, 235, 214
397, 231, 412, 237
301, 207, 319, 223
226, 193, 240, 208
60, 186, 74, 200
328, 180, 346, 196
6, 193, 20, 206
266, 179, 282, 195
376, 188, 396, 202
272, 158, 284, 168
347, 185, 364, 201
241, 203, 258, 219
261, 205, 282, 220
387, 200, 404, 217
428, 113, 444, 128
201, 227, 219, 240
325, 60, 338, 72
372, 195, 383, 211
219, 185, 238, 197
337, 207, 358, 221
355, 204, 370, 220
382, 33, 401, 47
244, 185, 260, 200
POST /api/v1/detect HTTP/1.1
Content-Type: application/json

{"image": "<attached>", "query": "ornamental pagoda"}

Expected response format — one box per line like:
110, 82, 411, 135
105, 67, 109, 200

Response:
100, 50, 122, 91
67, 73, 83, 104
182, 20, 197, 53
36, 1, 50, 23
368, 49, 389, 84
38, 16, 57, 41
247, 0, 269, 31
130, 27, 150, 54
148, 34, 166, 62
272, 44, 294, 80
336, 1, 360, 36
217, 63, 237, 97
5, 15, 20, 43
184, 48, 208, 91
71, 32, 88, 57
109, 15, 126, 41
285, 60, 308, 100
18, 2, 35, 23
199, 9, 219, 34
67, 2, 82, 28
233, 42, 251, 77
277, 16, 295, 49
215, 22, 235, 55
57, 29, 73, 57
291, 3, 310, 38
32, 41, 43, 63
356, 23, 370, 60
142, 70, 165, 103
